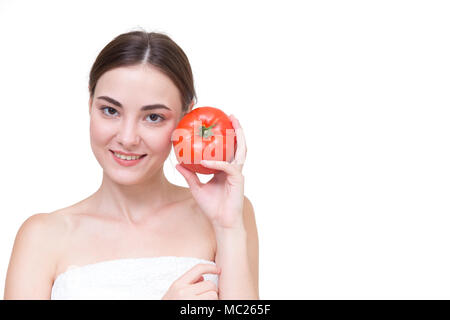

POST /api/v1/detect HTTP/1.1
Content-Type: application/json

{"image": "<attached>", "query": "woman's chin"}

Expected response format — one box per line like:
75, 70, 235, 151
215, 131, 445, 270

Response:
104, 170, 149, 186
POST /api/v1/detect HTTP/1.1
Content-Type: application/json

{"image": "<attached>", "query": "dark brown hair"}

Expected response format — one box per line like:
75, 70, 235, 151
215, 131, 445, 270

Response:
88, 30, 197, 114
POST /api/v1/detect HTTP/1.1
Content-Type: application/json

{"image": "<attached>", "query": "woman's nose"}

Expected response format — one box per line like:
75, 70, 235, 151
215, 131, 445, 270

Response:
117, 120, 140, 147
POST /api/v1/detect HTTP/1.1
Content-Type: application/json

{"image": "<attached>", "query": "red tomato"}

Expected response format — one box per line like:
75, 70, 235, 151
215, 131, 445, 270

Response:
172, 106, 237, 174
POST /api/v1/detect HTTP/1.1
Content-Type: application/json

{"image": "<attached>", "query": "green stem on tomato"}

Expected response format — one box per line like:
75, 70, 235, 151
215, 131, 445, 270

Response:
198, 122, 217, 139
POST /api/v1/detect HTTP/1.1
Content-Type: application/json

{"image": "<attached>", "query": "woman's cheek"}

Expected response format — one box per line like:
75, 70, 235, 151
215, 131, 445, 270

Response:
89, 118, 117, 167
90, 117, 114, 147
145, 128, 173, 156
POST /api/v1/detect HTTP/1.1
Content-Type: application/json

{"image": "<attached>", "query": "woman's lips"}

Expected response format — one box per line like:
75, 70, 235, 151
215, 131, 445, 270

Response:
110, 150, 147, 167
110, 149, 147, 157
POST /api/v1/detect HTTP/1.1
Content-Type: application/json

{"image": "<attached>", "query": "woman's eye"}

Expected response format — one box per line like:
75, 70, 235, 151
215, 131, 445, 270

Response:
100, 106, 118, 116
100, 106, 165, 124
146, 114, 165, 123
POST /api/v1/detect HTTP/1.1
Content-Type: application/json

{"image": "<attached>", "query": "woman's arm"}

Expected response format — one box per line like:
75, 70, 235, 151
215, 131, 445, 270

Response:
4, 213, 59, 299
214, 196, 259, 300
175, 114, 258, 299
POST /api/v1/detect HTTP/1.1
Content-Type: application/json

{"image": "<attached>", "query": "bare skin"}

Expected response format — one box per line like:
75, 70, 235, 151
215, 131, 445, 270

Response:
4, 63, 218, 299
3, 185, 217, 299
51, 185, 217, 280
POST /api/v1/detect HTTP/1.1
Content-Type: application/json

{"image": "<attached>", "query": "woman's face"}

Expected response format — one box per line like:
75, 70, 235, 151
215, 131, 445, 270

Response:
89, 64, 185, 185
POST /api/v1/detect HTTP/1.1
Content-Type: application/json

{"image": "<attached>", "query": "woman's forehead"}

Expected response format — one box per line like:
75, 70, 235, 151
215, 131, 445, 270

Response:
95, 65, 182, 111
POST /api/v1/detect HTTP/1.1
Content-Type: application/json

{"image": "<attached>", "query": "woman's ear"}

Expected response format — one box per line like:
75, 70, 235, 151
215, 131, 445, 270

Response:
179, 100, 194, 121
187, 100, 194, 113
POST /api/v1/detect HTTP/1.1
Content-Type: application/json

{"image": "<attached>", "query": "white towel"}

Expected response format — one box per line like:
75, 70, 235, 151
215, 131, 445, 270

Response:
51, 256, 218, 300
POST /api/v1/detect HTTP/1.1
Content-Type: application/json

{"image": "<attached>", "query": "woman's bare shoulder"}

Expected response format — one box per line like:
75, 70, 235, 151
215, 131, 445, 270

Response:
4, 211, 71, 299
14, 211, 71, 254
15, 207, 84, 259
18, 211, 66, 237
13, 209, 77, 267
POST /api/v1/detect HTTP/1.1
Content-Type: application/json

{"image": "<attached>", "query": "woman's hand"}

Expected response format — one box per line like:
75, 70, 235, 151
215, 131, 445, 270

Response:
175, 114, 248, 230
161, 264, 221, 300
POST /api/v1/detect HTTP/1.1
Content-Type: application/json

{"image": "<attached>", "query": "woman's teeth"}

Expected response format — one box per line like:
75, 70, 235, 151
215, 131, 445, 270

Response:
113, 152, 144, 160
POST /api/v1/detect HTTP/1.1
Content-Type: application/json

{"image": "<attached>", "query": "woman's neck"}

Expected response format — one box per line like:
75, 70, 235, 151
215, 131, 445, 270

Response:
92, 169, 177, 225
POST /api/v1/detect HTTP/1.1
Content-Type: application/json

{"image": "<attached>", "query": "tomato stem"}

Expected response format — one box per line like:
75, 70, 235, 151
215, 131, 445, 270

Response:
199, 122, 217, 139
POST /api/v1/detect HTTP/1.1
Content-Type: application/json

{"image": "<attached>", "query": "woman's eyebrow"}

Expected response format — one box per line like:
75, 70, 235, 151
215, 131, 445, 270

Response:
97, 95, 172, 111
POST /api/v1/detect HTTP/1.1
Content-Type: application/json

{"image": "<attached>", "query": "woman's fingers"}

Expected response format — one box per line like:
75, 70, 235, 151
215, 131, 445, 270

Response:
196, 291, 219, 300
162, 264, 220, 300
228, 115, 247, 167
175, 164, 203, 191
190, 280, 219, 295
200, 160, 241, 177
175, 263, 220, 285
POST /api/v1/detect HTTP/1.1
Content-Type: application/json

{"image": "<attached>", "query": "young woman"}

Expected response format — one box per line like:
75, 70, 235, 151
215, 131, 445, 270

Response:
3, 30, 259, 300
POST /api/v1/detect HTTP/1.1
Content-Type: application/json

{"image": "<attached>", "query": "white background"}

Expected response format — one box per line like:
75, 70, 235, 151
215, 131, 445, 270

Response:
0, 0, 449, 299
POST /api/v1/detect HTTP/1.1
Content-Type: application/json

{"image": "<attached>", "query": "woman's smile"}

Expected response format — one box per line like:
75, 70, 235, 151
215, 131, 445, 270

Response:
110, 150, 148, 167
